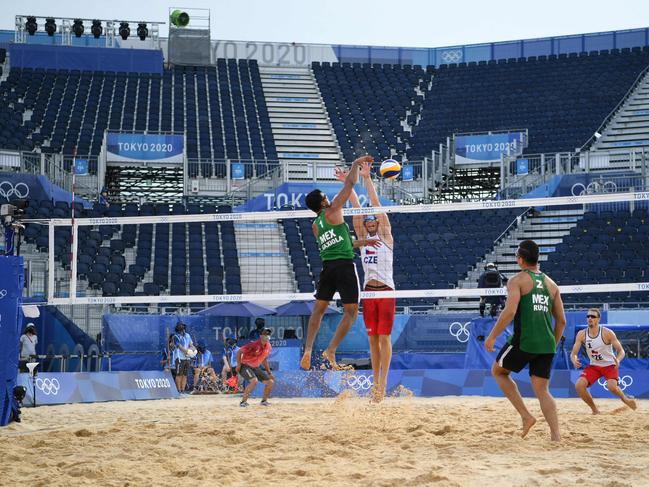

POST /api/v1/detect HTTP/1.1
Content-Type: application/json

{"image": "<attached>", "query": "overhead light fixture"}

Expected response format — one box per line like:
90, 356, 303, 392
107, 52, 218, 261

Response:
44, 17, 57, 36
72, 19, 84, 37
136, 23, 148, 41
118, 22, 130, 40
594, 131, 602, 139
25, 16, 38, 35
91, 20, 103, 39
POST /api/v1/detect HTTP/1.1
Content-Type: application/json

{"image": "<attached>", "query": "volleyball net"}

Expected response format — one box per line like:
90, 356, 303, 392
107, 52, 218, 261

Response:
27, 188, 649, 309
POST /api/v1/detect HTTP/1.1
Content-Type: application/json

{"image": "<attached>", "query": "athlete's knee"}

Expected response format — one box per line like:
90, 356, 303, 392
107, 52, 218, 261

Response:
575, 378, 588, 391
343, 304, 359, 319
491, 362, 508, 377
607, 380, 620, 392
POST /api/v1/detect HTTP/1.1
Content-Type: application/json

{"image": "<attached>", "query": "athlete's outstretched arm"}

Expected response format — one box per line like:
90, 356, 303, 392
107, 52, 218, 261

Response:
329, 155, 371, 212
334, 166, 364, 237
485, 277, 521, 352
362, 161, 392, 244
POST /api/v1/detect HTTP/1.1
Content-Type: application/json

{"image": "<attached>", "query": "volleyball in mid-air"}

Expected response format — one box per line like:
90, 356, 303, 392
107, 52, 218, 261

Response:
379, 159, 401, 180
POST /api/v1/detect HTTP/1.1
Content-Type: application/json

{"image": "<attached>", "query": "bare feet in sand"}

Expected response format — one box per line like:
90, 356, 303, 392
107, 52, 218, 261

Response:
300, 351, 312, 370
521, 416, 537, 438
624, 396, 637, 411
591, 408, 601, 415
322, 349, 340, 370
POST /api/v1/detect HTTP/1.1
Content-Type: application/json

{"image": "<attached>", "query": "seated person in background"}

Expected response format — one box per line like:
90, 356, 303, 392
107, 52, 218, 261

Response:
193, 340, 218, 389
478, 263, 508, 317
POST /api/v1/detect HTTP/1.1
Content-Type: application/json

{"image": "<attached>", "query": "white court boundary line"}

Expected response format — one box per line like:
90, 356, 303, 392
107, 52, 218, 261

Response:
49, 282, 649, 306
28, 189, 648, 305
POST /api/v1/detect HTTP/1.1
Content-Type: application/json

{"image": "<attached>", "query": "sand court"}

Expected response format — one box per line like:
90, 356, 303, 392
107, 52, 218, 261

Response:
1, 395, 646, 486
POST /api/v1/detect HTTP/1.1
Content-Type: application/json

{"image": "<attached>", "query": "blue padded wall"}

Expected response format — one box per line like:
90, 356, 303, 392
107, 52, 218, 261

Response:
8, 44, 163, 74
0, 256, 25, 427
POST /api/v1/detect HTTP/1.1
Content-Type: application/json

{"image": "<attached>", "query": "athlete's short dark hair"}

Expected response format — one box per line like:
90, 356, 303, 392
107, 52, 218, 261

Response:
305, 190, 324, 213
516, 239, 539, 264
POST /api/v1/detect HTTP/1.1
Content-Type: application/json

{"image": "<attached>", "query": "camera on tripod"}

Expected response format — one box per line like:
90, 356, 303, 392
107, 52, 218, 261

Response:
479, 262, 508, 318
1, 200, 29, 256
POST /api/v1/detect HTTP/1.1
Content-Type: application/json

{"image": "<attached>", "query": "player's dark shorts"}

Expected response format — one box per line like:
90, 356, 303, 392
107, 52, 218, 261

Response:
315, 259, 360, 304
175, 359, 191, 377
239, 364, 270, 382
495, 343, 555, 379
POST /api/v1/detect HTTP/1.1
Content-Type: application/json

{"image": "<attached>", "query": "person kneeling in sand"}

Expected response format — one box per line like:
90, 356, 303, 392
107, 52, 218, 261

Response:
571, 308, 637, 414
236, 328, 274, 407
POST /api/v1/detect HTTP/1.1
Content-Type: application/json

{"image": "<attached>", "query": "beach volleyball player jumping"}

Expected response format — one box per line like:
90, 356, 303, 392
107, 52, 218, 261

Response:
336, 160, 395, 402
300, 155, 373, 370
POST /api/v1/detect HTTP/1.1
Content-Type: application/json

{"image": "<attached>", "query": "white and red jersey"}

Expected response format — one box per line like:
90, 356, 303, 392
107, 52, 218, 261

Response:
360, 234, 394, 289
584, 326, 616, 367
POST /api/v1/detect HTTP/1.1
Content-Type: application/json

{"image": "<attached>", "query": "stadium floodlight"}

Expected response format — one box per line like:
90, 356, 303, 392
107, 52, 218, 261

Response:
44, 17, 57, 36
72, 19, 84, 37
136, 23, 148, 40
170, 9, 190, 27
91, 20, 103, 38
118, 22, 130, 40
25, 16, 38, 35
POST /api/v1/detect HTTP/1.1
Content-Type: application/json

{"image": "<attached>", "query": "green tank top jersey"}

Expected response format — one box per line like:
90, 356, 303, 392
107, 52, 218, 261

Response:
509, 270, 556, 354
314, 211, 355, 261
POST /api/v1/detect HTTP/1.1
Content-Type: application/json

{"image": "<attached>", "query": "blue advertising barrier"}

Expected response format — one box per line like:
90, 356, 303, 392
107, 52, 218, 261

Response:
249, 367, 649, 399
106, 133, 184, 163
17, 371, 178, 406
235, 182, 393, 212
8, 44, 163, 74
454, 132, 526, 165
0, 257, 24, 426
102, 314, 302, 372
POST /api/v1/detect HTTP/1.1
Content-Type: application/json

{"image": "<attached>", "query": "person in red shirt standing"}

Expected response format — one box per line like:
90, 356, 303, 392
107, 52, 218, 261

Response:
236, 328, 274, 407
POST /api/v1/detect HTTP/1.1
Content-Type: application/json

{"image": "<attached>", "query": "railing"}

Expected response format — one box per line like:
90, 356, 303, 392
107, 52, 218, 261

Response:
579, 63, 649, 152
500, 149, 649, 198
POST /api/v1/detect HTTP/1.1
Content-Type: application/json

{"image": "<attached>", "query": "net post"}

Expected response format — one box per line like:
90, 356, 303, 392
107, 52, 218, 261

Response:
47, 221, 55, 303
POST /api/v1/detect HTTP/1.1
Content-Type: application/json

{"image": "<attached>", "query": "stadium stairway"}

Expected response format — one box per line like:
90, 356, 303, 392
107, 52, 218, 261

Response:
259, 66, 342, 177
437, 208, 584, 312
592, 67, 649, 157
234, 221, 297, 294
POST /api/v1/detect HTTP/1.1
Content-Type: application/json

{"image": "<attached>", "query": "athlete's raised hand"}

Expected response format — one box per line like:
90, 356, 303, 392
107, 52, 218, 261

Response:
334, 166, 348, 183
353, 155, 374, 167
360, 160, 372, 179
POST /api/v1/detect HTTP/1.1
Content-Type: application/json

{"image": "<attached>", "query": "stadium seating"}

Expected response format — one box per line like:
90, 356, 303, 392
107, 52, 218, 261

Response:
542, 207, 649, 304
23, 200, 242, 302
409, 48, 649, 158
313, 62, 430, 163
0, 60, 277, 173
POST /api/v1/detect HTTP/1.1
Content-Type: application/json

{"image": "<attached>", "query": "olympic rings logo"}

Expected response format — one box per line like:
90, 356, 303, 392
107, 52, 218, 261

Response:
449, 321, 470, 343
571, 181, 617, 197
598, 375, 633, 391
0, 289, 7, 300
35, 378, 61, 395
346, 374, 373, 391
441, 50, 462, 63
0, 181, 29, 199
